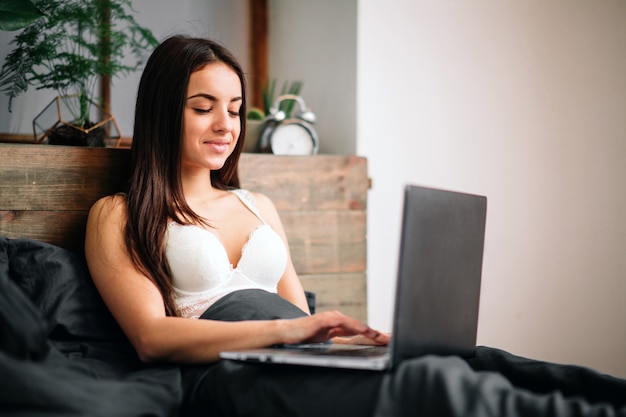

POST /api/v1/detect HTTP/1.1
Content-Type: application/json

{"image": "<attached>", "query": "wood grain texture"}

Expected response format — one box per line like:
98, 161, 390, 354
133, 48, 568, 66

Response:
239, 153, 368, 211
300, 272, 367, 321
248, 0, 268, 109
0, 210, 89, 253
0, 144, 130, 210
0, 144, 368, 318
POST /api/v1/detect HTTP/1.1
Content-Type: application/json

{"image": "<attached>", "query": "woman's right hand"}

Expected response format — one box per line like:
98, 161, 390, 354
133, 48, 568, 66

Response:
280, 311, 390, 346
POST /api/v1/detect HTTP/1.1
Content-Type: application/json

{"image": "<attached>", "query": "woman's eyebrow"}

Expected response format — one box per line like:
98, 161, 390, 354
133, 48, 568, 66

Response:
187, 93, 242, 103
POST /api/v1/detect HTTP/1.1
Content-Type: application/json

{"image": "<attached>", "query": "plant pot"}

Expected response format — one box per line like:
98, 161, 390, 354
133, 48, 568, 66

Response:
243, 119, 264, 153
33, 95, 121, 147
47, 122, 107, 147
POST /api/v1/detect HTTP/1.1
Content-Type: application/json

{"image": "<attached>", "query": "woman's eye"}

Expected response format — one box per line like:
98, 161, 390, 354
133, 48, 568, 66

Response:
193, 108, 211, 114
229, 110, 240, 117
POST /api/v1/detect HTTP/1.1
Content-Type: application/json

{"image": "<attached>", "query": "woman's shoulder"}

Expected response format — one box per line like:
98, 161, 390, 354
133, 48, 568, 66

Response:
88, 193, 128, 224
91, 192, 126, 209
231, 189, 275, 211
232, 189, 282, 230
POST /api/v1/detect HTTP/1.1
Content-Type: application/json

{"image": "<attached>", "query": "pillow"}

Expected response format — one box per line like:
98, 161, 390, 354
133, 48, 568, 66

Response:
0, 254, 49, 360
0, 237, 125, 342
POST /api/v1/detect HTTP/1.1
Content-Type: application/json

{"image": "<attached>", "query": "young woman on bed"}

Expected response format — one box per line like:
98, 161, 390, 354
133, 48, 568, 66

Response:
85, 35, 626, 417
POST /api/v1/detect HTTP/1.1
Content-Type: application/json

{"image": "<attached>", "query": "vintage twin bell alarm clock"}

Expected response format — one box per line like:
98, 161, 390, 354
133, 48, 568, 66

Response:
258, 94, 319, 155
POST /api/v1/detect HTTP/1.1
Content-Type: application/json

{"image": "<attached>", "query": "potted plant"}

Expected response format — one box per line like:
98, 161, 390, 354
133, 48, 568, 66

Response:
245, 79, 303, 152
0, 0, 158, 146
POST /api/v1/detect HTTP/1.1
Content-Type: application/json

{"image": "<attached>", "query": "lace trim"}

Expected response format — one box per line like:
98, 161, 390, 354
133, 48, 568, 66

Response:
174, 292, 216, 319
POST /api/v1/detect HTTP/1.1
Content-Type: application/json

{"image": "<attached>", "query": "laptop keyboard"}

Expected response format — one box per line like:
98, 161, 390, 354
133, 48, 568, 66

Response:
283, 344, 389, 357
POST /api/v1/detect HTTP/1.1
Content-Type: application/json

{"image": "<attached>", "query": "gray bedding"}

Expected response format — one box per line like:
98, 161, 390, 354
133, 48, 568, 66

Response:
2, 236, 625, 417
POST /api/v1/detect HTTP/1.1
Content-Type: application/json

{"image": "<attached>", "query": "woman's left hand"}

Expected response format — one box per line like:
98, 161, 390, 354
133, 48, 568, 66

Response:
332, 332, 391, 346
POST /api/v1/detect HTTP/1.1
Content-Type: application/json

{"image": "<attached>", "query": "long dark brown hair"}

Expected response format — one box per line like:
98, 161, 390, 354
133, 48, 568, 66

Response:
125, 35, 248, 316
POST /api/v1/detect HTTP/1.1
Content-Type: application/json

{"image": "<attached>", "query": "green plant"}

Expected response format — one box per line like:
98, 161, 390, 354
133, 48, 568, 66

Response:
0, 0, 158, 129
0, 0, 44, 31
252, 78, 303, 119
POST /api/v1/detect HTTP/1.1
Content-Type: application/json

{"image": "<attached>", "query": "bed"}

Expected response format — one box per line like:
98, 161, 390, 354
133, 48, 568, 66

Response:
2, 143, 625, 417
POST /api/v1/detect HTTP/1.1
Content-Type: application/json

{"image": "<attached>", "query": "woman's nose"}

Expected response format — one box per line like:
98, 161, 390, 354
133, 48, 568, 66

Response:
212, 108, 233, 133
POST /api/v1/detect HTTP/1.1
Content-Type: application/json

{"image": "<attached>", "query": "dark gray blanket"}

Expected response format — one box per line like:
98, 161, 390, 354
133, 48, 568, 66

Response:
182, 289, 626, 417
376, 347, 626, 417
0, 237, 181, 417
2, 236, 626, 417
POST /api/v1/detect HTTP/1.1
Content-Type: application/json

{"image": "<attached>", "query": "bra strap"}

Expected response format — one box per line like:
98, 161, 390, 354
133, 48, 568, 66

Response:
230, 189, 266, 224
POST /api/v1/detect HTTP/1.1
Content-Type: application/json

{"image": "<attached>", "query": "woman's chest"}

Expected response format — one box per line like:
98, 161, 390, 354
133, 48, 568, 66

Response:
166, 223, 288, 291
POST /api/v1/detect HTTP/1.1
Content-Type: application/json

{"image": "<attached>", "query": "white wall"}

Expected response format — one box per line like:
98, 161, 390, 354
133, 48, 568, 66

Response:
359, 0, 626, 378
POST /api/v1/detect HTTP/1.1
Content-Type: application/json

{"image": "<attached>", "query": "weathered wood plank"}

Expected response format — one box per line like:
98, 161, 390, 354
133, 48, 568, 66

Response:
300, 272, 367, 322
239, 153, 368, 212
0, 144, 130, 210
0, 210, 88, 253
1, 146, 368, 213
281, 211, 366, 274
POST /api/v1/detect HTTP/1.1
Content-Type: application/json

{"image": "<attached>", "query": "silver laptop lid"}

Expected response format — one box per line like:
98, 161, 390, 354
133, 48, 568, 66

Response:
390, 185, 487, 365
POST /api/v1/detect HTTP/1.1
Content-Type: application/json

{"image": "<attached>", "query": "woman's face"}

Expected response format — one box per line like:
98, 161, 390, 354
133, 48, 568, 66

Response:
182, 62, 242, 173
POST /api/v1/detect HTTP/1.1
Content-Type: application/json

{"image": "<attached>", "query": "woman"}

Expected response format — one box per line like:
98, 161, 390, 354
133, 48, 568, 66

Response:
86, 35, 626, 417
85, 35, 388, 415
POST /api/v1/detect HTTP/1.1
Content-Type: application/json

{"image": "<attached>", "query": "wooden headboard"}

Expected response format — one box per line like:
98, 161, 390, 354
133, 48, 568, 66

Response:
0, 143, 369, 321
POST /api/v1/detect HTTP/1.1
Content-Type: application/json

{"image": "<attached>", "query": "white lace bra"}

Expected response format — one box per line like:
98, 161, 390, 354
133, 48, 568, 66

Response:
165, 189, 288, 318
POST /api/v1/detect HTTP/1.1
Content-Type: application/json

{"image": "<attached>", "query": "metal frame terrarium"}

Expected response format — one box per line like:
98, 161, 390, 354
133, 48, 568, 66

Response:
33, 95, 121, 147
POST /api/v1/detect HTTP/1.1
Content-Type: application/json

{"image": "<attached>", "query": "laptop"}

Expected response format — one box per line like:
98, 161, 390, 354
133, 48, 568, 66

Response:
219, 184, 487, 370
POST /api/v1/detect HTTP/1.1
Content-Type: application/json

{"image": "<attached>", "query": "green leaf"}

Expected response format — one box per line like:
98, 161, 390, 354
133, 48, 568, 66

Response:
0, 0, 44, 31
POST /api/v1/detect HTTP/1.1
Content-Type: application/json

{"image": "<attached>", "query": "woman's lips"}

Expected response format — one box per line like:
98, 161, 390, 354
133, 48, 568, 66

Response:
204, 140, 230, 153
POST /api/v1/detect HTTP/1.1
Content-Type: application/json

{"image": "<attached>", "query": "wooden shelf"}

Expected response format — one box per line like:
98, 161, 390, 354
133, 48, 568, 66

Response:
0, 133, 34, 144
0, 133, 132, 148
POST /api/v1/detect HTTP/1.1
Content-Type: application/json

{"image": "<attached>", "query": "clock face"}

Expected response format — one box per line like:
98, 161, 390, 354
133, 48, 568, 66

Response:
270, 123, 315, 155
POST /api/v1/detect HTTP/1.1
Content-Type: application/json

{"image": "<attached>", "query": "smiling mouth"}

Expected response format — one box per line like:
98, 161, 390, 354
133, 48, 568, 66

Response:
204, 140, 230, 152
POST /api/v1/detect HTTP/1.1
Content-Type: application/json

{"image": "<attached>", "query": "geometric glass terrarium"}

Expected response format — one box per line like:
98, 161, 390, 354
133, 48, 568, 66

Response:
33, 95, 121, 147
